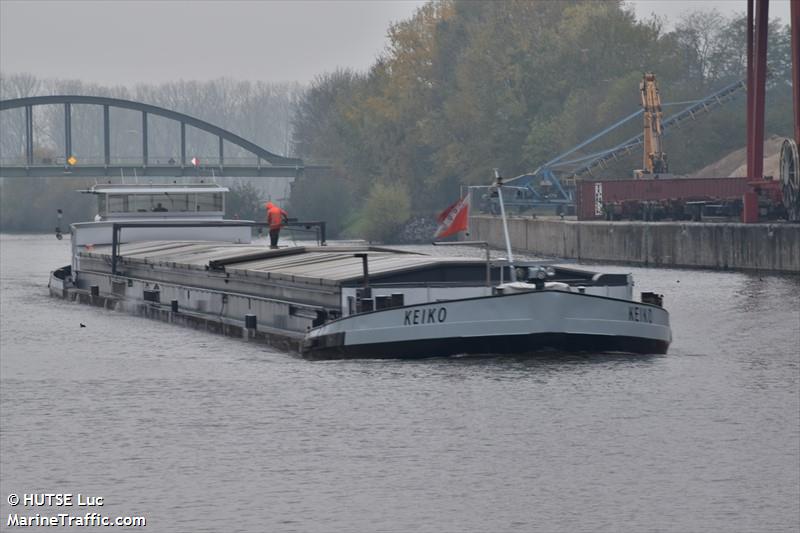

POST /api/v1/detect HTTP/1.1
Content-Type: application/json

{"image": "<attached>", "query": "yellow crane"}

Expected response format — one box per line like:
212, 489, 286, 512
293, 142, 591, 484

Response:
638, 72, 668, 177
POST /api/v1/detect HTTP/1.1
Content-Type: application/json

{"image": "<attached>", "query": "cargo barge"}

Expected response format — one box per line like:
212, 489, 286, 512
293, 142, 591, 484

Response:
50, 182, 672, 358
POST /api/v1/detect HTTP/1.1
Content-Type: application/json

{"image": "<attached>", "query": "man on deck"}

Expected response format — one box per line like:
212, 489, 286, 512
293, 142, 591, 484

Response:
265, 201, 288, 249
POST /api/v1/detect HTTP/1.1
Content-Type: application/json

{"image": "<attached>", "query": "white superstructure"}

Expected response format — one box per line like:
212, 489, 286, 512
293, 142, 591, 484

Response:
68, 182, 251, 274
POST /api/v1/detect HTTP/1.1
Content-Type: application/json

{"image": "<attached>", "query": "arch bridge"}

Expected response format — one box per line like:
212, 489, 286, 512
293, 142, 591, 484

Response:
0, 95, 303, 178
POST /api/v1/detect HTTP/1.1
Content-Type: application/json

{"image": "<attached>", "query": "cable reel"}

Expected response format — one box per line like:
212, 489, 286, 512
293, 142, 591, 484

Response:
780, 139, 800, 222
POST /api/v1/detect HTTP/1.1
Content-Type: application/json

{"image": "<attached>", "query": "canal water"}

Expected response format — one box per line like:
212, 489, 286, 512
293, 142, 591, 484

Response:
1, 234, 798, 532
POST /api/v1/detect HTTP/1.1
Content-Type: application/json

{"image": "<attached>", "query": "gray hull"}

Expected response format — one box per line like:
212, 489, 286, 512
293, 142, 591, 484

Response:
303, 290, 671, 359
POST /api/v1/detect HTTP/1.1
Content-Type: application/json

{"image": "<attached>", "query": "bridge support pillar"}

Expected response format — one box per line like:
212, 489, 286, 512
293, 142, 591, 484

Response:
141, 112, 148, 167
25, 105, 33, 167
103, 105, 110, 167
180, 122, 186, 168
64, 103, 72, 165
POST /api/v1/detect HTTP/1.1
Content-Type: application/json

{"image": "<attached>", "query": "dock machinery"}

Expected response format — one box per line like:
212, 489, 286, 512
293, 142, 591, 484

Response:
637, 72, 668, 177
493, 78, 747, 214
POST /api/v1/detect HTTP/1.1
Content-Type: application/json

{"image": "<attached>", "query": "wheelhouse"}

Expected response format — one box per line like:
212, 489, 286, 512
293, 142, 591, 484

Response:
85, 183, 228, 220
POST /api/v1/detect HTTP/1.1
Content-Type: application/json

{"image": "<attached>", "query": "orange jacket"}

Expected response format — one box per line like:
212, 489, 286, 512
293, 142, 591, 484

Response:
265, 202, 288, 230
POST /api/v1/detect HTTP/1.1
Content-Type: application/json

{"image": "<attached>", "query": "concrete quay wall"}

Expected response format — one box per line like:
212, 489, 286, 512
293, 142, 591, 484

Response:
468, 216, 800, 273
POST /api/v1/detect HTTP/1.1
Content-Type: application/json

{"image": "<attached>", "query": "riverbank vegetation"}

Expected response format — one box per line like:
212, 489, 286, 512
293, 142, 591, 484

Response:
1, 1, 793, 238
290, 1, 794, 238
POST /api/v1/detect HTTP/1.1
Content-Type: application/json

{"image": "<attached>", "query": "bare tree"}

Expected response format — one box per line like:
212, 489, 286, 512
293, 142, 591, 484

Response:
0, 73, 40, 160
674, 10, 727, 85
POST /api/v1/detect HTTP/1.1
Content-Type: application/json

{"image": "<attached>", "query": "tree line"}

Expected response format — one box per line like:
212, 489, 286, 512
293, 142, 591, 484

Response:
290, 0, 794, 241
0, 0, 794, 239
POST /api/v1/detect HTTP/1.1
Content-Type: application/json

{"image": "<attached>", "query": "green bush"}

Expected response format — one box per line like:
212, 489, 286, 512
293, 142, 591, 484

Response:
351, 182, 411, 243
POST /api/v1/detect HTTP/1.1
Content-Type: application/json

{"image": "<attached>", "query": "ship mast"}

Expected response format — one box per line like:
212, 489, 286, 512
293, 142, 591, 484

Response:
493, 168, 517, 282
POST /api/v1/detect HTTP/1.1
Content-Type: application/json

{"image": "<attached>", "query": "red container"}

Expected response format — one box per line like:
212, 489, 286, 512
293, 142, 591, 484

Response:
577, 177, 751, 220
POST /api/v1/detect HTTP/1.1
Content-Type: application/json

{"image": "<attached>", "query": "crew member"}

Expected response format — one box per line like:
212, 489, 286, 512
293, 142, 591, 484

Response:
265, 201, 288, 249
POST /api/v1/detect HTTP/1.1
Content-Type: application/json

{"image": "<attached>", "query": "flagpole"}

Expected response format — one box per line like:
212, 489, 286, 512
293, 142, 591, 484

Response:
465, 186, 471, 238
493, 169, 516, 282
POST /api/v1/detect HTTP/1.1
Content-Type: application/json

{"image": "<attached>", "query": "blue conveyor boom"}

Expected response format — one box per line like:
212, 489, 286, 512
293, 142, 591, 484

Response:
507, 78, 746, 188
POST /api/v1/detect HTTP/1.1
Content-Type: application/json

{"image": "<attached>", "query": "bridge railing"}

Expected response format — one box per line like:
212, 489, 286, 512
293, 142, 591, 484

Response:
0, 155, 282, 168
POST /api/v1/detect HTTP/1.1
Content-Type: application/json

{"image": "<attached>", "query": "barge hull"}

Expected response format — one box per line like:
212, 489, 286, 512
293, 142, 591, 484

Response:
303, 290, 671, 359
54, 240, 673, 360
304, 332, 670, 360
50, 270, 304, 354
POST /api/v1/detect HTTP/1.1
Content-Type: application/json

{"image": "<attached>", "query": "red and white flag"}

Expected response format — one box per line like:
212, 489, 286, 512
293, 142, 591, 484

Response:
434, 194, 470, 239
190, 156, 200, 167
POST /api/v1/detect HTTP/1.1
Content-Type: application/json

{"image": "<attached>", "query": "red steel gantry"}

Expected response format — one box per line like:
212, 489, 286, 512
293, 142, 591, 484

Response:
743, 0, 799, 222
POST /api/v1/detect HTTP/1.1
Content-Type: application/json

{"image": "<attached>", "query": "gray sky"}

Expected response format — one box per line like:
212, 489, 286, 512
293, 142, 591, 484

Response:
0, 0, 792, 87
630, 0, 791, 28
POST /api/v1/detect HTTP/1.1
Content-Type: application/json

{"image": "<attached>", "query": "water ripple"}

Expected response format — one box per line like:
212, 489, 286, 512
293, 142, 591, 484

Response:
1, 234, 798, 532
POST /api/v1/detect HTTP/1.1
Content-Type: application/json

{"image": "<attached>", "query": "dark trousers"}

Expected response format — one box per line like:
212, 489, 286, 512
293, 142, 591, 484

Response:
269, 228, 280, 248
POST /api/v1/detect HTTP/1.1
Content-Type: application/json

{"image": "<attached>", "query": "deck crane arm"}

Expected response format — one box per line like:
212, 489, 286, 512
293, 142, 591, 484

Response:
640, 72, 668, 175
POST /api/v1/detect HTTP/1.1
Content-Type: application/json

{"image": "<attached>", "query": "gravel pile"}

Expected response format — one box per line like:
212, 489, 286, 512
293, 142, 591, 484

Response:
396, 216, 438, 244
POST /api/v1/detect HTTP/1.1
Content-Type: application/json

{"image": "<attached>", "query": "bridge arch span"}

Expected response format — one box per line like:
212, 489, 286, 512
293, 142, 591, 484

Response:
0, 95, 302, 177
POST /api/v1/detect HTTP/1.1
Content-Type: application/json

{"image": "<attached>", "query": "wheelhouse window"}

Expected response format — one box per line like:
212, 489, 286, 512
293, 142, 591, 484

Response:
107, 194, 129, 213
195, 193, 223, 212
170, 194, 190, 212
106, 194, 169, 213
100, 190, 224, 214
